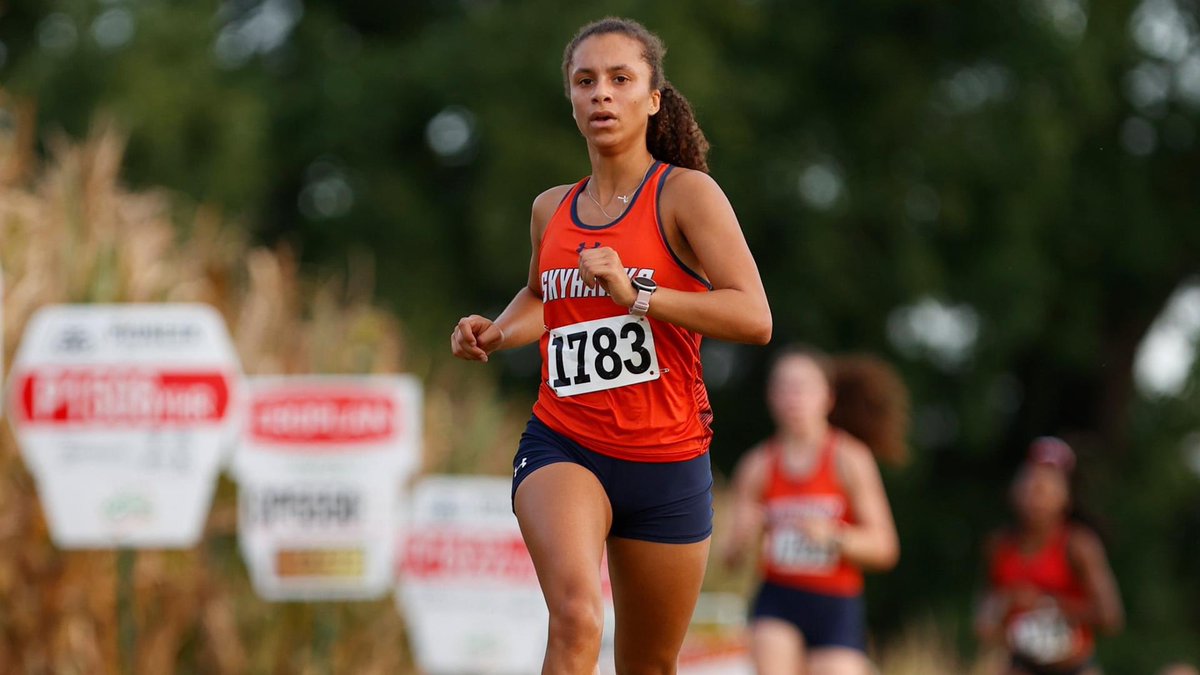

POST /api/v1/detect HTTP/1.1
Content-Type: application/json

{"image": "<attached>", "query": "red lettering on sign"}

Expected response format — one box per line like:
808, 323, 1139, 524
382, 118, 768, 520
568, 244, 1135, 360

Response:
398, 532, 537, 582
249, 391, 398, 445
14, 370, 231, 425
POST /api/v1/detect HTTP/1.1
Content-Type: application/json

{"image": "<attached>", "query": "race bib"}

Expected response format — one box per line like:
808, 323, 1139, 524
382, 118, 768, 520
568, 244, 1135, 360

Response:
768, 528, 837, 573
1007, 606, 1079, 665
547, 315, 660, 397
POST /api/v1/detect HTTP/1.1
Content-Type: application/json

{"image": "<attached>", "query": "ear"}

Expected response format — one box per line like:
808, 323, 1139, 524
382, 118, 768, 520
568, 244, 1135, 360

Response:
649, 88, 662, 116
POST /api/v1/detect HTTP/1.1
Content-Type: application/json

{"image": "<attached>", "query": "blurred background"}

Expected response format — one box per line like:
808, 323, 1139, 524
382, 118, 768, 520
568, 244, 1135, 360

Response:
1, 0, 1199, 672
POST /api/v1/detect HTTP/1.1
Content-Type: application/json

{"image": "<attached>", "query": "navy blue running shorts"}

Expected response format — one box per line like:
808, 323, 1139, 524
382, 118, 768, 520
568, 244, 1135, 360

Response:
511, 414, 714, 544
750, 580, 867, 653
1010, 654, 1096, 675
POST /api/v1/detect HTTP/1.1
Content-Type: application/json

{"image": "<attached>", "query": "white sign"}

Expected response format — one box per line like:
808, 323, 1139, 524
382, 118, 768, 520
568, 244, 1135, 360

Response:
235, 376, 422, 601
6, 304, 242, 548
397, 476, 615, 675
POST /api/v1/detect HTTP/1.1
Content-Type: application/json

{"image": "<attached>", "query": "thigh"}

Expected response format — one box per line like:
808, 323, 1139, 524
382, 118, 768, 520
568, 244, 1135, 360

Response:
750, 617, 806, 675
606, 535, 709, 673
515, 462, 613, 617
807, 647, 871, 675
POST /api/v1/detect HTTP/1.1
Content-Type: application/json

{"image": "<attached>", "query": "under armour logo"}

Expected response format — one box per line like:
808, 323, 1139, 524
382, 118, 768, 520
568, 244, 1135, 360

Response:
576, 241, 601, 253
514, 457, 528, 477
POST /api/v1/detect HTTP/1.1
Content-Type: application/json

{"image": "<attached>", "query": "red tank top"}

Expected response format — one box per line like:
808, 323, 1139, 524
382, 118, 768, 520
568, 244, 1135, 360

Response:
531, 162, 713, 462
759, 430, 864, 596
989, 525, 1094, 664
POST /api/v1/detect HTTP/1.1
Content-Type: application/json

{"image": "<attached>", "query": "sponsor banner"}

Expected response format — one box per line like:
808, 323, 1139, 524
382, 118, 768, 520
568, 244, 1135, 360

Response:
5, 304, 241, 548
235, 376, 422, 601
237, 471, 400, 601
235, 376, 421, 478
396, 476, 615, 675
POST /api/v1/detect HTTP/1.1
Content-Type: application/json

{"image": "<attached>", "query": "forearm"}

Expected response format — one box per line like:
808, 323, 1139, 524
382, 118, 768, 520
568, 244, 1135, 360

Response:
644, 287, 771, 345
837, 523, 899, 572
492, 287, 545, 350
1059, 595, 1123, 633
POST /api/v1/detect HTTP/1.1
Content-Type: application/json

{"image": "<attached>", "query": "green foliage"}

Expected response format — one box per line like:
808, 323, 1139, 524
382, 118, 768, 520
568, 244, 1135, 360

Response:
3, 0, 1200, 670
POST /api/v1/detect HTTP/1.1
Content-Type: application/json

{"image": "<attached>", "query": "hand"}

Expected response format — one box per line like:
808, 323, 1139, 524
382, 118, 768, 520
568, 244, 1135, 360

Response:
578, 246, 636, 308
450, 314, 505, 362
798, 515, 841, 550
1008, 584, 1045, 612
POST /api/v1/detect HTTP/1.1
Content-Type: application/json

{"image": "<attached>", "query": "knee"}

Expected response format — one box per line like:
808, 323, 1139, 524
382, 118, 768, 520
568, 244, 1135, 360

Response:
547, 596, 605, 652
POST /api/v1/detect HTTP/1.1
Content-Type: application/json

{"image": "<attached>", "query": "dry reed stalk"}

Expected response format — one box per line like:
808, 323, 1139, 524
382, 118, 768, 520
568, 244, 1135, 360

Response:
0, 94, 422, 673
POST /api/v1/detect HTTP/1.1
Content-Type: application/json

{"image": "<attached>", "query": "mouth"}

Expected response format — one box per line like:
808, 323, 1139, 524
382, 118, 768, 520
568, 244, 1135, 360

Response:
588, 111, 617, 128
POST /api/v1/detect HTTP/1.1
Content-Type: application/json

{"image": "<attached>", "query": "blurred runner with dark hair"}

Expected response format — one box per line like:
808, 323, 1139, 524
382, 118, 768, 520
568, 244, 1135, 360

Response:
975, 437, 1124, 675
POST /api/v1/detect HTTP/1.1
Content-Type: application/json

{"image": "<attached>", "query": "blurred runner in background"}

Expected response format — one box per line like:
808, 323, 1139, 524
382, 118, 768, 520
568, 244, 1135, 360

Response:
975, 437, 1124, 675
722, 346, 908, 674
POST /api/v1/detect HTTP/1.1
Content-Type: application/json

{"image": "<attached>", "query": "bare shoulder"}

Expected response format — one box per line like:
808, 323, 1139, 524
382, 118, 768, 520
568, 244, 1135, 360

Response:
660, 167, 727, 206
531, 184, 574, 233
732, 442, 773, 491
1066, 523, 1105, 557
834, 432, 876, 473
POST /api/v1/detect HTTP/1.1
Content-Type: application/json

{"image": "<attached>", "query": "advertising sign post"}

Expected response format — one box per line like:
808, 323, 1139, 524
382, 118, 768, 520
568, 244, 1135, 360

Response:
6, 304, 242, 548
235, 375, 422, 601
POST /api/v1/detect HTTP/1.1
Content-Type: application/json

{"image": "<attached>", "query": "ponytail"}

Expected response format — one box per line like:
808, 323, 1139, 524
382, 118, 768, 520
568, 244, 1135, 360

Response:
829, 355, 911, 467
563, 17, 711, 173
649, 83, 710, 172
771, 345, 911, 467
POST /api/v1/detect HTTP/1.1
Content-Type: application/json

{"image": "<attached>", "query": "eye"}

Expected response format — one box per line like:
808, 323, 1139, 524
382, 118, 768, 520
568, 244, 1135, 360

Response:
614, 75, 630, 84
576, 77, 594, 86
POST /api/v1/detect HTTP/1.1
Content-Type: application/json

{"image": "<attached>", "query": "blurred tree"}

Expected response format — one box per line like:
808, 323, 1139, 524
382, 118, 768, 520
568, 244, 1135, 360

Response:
2, 0, 1199, 670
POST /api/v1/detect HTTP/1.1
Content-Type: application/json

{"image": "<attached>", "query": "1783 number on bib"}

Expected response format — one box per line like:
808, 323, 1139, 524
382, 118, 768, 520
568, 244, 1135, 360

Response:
547, 315, 660, 397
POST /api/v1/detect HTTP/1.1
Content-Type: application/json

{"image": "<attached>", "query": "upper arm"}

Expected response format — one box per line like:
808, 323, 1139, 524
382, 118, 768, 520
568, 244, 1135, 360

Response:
527, 185, 572, 295
1067, 526, 1124, 629
730, 445, 771, 511
837, 437, 896, 535
659, 170, 768, 301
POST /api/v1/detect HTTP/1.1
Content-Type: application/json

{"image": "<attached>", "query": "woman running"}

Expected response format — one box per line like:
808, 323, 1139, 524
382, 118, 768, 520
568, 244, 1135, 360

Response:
450, 16, 771, 675
722, 346, 908, 674
975, 437, 1124, 675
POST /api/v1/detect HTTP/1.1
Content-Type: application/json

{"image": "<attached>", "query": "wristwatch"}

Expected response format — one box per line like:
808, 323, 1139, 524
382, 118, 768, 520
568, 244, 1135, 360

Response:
629, 276, 658, 317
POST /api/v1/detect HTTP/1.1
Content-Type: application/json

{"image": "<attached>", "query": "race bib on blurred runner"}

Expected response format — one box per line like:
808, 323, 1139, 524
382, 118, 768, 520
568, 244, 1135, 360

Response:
767, 527, 837, 573
1007, 605, 1081, 665
547, 315, 660, 397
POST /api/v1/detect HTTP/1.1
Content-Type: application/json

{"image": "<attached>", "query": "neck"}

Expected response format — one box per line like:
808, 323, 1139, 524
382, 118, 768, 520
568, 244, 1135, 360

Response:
587, 146, 655, 200
1019, 517, 1062, 543
777, 422, 829, 456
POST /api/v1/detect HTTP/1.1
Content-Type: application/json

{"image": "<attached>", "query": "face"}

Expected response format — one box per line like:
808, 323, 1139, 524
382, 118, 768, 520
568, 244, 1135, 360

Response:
767, 355, 833, 436
567, 33, 661, 149
1012, 463, 1070, 526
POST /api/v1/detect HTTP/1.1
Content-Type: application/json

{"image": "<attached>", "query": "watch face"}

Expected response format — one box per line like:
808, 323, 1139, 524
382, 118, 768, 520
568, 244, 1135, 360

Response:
632, 276, 658, 292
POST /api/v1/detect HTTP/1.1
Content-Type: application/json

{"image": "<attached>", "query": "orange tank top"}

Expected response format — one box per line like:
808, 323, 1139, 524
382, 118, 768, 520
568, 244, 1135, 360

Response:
531, 162, 713, 462
759, 430, 864, 597
989, 525, 1094, 664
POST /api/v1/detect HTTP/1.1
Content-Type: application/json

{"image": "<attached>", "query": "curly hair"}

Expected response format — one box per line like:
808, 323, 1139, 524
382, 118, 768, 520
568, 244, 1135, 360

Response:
562, 17, 710, 173
771, 345, 911, 466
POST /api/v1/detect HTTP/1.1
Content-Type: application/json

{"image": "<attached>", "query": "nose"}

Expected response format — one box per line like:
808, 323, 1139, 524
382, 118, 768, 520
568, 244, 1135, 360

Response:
592, 80, 613, 103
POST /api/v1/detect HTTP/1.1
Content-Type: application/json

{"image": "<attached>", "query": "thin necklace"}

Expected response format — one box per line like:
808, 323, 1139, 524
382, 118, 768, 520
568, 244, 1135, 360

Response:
586, 159, 654, 219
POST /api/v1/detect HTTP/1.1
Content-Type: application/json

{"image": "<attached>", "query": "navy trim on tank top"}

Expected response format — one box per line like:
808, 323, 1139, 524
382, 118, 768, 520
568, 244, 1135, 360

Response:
655, 165, 714, 290
555, 185, 574, 208
570, 161, 662, 231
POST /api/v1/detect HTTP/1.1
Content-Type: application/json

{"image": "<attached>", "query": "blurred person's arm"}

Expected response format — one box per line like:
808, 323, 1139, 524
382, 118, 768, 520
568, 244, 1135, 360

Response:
720, 445, 769, 569
1062, 525, 1125, 635
819, 436, 900, 572
451, 186, 569, 361
974, 531, 1009, 645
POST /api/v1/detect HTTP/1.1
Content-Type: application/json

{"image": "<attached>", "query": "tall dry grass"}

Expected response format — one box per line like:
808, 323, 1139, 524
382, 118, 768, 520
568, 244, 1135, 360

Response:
0, 93, 524, 674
